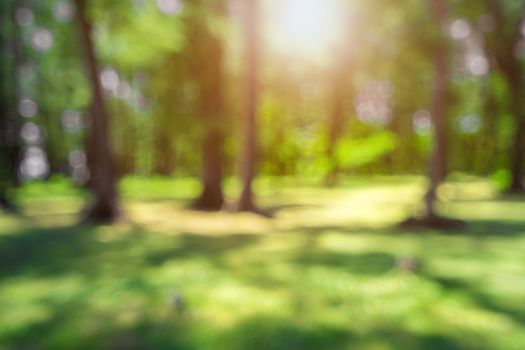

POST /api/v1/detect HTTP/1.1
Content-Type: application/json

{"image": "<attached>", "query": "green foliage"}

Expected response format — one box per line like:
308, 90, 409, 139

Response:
336, 131, 399, 168
93, 0, 185, 69
490, 168, 512, 191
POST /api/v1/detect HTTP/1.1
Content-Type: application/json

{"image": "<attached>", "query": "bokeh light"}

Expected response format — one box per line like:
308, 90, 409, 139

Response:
19, 147, 49, 180
20, 122, 43, 146
69, 150, 90, 184
413, 110, 433, 136
449, 19, 471, 40
61, 110, 84, 132
69, 150, 87, 169
31, 28, 54, 52
100, 67, 120, 93
156, 0, 183, 16
54, 1, 74, 22
457, 114, 481, 134
466, 53, 489, 76
355, 81, 394, 126
15, 7, 34, 27
18, 98, 38, 118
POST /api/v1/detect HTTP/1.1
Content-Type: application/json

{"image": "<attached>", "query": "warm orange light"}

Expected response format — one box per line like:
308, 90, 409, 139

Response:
265, 0, 346, 61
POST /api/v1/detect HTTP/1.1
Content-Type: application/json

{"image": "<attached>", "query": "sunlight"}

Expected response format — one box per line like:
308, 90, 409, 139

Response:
265, 0, 346, 61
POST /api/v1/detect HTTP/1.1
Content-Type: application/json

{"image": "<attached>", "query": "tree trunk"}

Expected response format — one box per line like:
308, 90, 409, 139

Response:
0, 3, 10, 209
508, 80, 525, 192
237, 0, 260, 212
485, 0, 525, 192
423, 0, 449, 219
75, 0, 120, 222
193, 129, 224, 210
193, 26, 225, 211
403, 0, 463, 228
0, 0, 19, 212
0, 94, 13, 211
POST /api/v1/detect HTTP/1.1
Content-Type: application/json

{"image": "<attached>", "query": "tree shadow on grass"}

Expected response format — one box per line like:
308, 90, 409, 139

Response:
0, 225, 97, 277
65, 312, 456, 350
466, 219, 525, 237
218, 316, 470, 350
0, 225, 261, 279
295, 251, 396, 275
285, 218, 525, 238
219, 316, 352, 350
422, 272, 525, 326
145, 233, 261, 266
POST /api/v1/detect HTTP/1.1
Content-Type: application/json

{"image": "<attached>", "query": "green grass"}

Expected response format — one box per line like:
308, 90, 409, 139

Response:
1, 176, 525, 350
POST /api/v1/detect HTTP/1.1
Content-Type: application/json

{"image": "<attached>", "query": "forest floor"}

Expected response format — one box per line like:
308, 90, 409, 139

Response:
1, 176, 525, 350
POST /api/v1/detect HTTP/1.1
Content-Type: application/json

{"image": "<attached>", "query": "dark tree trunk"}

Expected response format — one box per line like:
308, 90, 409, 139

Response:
0, 94, 14, 211
508, 81, 525, 192
237, 0, 260, 212
0, 1, 19, 212
423, 0, 449, 220
0, 118, 16, 212
192, 27, 225, 211
485, 0, 525, 193
75, 0, 120, 223
403, 0, 463, 229
0, 3, 10, 209
193, 129, 224, 210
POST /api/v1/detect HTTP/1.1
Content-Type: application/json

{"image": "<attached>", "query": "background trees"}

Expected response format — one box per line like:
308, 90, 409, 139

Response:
1, 0, 525, 218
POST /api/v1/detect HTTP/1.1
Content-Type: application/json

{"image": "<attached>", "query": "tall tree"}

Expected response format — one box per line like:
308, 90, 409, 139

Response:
191, 2, 226, 211
0, 0, 19, 212
404, 0, 462, 228
0, 71, 15, 211
75, 0, 120, 222
237, 0, 260, 212
485, 0, 525, 193
423, 0, 449, 221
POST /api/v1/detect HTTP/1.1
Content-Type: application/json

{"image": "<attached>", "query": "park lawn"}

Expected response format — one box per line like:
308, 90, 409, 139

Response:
1, 176, 525, 350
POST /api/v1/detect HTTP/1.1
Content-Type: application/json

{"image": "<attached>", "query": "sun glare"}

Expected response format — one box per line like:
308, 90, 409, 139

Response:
266, 0, 346, 61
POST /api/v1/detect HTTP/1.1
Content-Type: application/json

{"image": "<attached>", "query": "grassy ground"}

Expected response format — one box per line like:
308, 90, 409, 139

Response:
1, 176, 525, 350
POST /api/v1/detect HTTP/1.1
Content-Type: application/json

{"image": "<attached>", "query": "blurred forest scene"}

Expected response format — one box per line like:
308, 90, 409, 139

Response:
1, 0, 525, 349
